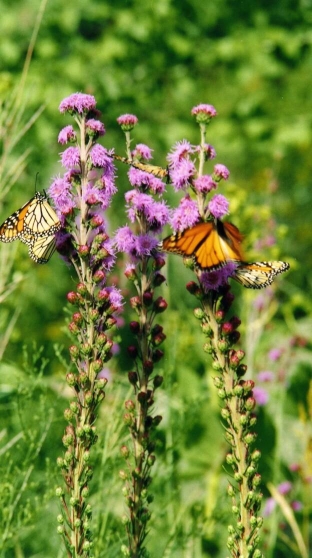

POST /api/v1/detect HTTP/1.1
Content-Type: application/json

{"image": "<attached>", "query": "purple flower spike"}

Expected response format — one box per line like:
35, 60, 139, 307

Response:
59, 93, 96, 114
208, 194, 229, 219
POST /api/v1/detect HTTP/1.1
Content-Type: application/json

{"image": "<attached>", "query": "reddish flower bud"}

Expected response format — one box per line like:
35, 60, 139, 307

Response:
130, 296, 141, 309
237, 364, 247, 377
230, 316, 241, 329
153, 375, 163, 388
72, 312, 83, 324
77, 283, 88, 296
69, 345, 79, 359
222, 322, 233, 335
152, 332, 166, 346
125, 399, 135, 411
143, 360, 154, 375
78, 244, 90, 257
153, 255, 166, 269
128, 371, 138, 385
129, 321, 140, 334
152, 349, 164, 362
67, 291, 78, 304
153, 297, 167, 313
215, 310, 225, 323
106, 316, 117, 329
98, 288, 109, 302
186, 281, 200, 295
143, 291, 153, 306
93, 269, 106, 283
68, 322, 79, 334
153, 273, 166, 287
245, 397, 256, 411
127, 345, 138, 358
125, 266, 137, 280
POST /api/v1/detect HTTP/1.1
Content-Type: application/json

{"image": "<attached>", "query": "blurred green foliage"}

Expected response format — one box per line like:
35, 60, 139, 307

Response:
0, 0, 311, 556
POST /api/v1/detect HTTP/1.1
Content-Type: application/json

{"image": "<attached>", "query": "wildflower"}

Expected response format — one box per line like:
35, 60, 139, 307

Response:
213, 164, 230, 181
170, 195, 199, 231
59, 92, 96, 114
90, 144, 111, 168
128, 168, 166, 194
114, 226, 136, 254
268, 348, 283, 361
208, 194, 229, 219
131, 143, 153, 160
193, 174, 217, 193
117, 113, 138, 131
61, 147, 80, 169
200, 262, 237, 292
170, 158, 196, 191
257, 371, 274, 382
58, 125, 77, 144
253, 386, 269, 406
191, 103, 217, 123
86, 119, 106, 137
167, 139, 194, 167
134, 234, 159, 256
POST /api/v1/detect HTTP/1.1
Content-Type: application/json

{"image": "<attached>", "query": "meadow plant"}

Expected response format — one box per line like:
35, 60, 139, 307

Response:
49, 93, 123, 557
115, 117, 170, 557
159, 104, 265, 558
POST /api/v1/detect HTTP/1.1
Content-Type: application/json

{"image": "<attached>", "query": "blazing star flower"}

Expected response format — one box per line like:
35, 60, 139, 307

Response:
268, 348, 283, 361
253, 386, 269, 406
49, 176, 76, 214
134, 234, 159, 256
58, 126, 77, 144
170, 159, 196, 191
117, 113, 138, 131
291, 500, 303, 512
90, 144, 111, 168
257, 371, 274, 382
59, 93, 96, 114
200, 262, 237, 292
213, 164, 230, 181
263, 497, 276, 516
171, 195, 199, 231
86, 119, 106, 137
107, 286, 124, 313
144, 200, 170, 231
193, 175, 217, 193
203, 143, 216, 159
114, 226, 136, 254
61, 147, 81, 169
83, 184, 111, 209
191, 103, 217, 123
167, 139, 194, 167
131, 143, 153, 160
208, 194, 229, 219
278, 481, 292, 495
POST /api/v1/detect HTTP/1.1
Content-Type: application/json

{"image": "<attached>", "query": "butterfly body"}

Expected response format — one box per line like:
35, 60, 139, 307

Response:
0, 191, 61, 263
113, 154, 168, 179
161, 220, 289, 289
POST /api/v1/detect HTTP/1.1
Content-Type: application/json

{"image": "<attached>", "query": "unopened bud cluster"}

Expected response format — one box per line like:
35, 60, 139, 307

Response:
189, 283, 264, 558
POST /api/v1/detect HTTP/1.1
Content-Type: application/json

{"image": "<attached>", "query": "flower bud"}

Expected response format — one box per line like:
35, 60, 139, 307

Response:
153, 296, 167, 313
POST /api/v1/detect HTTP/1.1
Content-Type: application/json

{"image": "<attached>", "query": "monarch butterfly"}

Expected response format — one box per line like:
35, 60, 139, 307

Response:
0, 191, 61, 263
160, 220, 290, 289
112, 154, 169, 179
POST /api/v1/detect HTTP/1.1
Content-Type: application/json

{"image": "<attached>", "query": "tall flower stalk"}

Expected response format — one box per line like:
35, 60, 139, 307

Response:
161, 104, 264, 557
50, 93, 123, 557
115, 120, 170, 557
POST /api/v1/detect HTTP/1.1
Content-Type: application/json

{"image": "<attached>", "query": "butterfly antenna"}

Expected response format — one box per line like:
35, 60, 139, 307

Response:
35, 172, 40, 193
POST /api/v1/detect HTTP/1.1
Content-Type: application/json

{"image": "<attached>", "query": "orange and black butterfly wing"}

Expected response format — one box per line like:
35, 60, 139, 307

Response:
28, 234, 57, 264
161, 221, 245, 271
233, 261, 290, 289
0, 197, 36, 242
